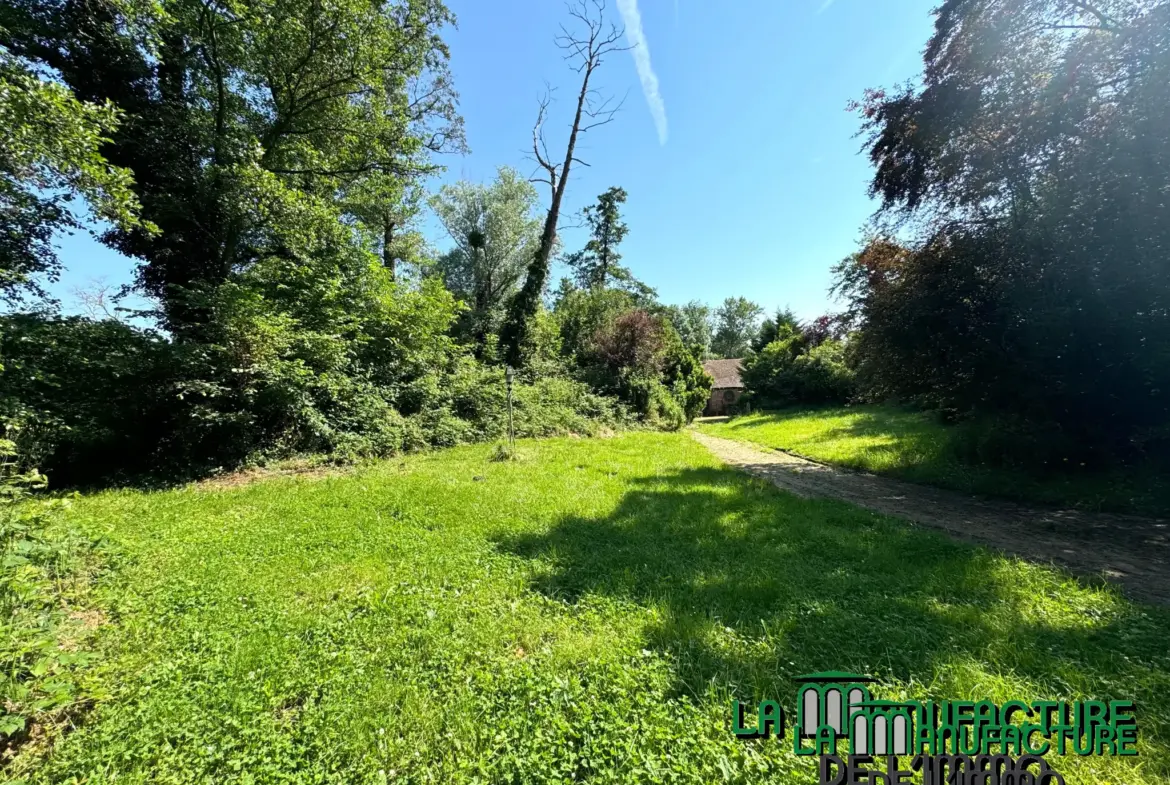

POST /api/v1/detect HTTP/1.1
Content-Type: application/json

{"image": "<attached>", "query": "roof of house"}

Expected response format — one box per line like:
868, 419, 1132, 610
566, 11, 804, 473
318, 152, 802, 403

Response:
703, 358, 744, 389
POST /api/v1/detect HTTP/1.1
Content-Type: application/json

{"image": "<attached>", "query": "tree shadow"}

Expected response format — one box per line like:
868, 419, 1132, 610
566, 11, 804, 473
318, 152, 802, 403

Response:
496, 463, 1170, 769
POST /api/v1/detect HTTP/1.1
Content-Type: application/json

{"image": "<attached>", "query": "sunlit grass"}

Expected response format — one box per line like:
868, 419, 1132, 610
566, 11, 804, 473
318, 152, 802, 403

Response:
698, 406, 1170, 514
10, 433, 1169, 783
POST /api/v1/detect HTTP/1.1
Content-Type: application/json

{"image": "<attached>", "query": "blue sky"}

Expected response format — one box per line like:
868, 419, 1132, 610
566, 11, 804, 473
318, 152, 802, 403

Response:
50, 0, 937, 320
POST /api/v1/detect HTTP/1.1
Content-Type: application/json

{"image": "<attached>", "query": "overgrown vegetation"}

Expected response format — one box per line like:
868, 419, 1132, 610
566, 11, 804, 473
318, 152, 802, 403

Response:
0, 0, 710, 487
740, 312, 853, 409
3, 434, 1166, 782
832, 0, 1170, 469
714, 0, 1170, 484
0, 435, 103, 759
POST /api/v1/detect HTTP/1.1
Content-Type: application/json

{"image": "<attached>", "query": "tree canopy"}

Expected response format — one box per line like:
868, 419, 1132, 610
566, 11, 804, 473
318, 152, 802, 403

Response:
710, 297, 763, 359
430, 167, 543, 348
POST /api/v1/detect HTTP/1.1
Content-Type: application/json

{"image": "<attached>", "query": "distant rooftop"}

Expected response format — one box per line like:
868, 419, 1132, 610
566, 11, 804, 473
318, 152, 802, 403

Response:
703, 358, 744, 389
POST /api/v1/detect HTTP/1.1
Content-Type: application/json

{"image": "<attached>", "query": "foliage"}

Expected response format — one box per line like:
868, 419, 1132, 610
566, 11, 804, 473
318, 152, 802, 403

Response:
563, 186, 652, 299
552, 283, 638, 362
6, 434, 1168, 782
430, 167, 543, 347
586, 310, 677, 428
843, 0, 1170, 464
569, 307, 708, 428
590, 310, 667, 378
0, 433, 102, 760
710, 296, 763, 359
0, 314, 187, 484
741, 329, 854, 408
0, 48, 148, 303
0, 293, 634, 484
661, 330, 713, 423
342, 175, 428, 281
751, 307, 800, 353
661, 300, 713, 359
3, 0, 463, 333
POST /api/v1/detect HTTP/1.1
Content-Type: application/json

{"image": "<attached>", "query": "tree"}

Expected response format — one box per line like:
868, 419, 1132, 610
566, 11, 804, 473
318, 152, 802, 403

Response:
430, 167, 543, 348
591, 310, 666, 377
499, 0, 628, 367
846, 0, 1170, 459
565, 186, 635, 290
742, 335, 853, 409
752, 306, 801, 352
3, 0, 464, 334
662, 300, 713, 358
0, 48, 149, 303
710, 297, 763, 358
342, 176, 427, 282
553, 283, 637, 361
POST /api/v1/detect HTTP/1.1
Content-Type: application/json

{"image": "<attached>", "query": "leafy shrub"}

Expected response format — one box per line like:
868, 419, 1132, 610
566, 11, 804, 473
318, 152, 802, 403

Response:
618, 372, 685, 430
0, 305, 630, 486
569, 307, 708, 427
0, 434, 99, 758
742, 331, 854, 408
661, 333, 713, 423
0, 314, 194, 483
833, 229, 1170, 462
591, 310, 667, 376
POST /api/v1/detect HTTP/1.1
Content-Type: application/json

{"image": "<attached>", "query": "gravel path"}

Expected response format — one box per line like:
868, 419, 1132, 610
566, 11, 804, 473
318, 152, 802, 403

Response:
690, 430, 1170, 606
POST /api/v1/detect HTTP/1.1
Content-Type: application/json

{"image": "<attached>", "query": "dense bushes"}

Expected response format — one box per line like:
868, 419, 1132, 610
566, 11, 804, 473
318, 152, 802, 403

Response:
0, 303, 630, 486
566, 303, 711, 430
0, 437, 96, 751
826, 0, 1170, 469
740, 324, 853, 409
0, 226, 703, 487
832, 214, 1170, 467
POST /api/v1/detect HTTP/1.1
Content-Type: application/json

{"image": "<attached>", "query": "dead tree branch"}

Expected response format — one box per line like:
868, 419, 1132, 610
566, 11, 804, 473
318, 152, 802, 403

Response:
503, 0, 630, 366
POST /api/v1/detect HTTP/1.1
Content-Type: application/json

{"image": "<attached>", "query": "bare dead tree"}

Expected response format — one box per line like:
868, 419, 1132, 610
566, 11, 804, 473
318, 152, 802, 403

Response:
499, 0, 629, 367
70, 278, 125, 322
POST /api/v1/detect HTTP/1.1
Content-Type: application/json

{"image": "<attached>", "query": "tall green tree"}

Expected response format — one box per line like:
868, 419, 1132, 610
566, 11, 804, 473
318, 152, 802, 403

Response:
662, 300, 713, 358
342, 176, 428, 282
565, 186, 634, 290
2, 0, 463, 334
847, 0, 1170, 456
710, 297, 763, 358
0, 46, 149, 303
752, 306, 800, 352
430, 167, 543, 348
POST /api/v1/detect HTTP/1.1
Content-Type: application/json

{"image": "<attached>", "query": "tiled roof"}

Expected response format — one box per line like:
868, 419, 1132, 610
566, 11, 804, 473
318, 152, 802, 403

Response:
703, 358, 744, 389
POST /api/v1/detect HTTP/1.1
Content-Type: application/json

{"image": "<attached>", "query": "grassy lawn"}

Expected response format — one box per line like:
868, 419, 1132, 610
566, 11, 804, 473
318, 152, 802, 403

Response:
10, 433, 1170, 783
697, 406, 1170, 515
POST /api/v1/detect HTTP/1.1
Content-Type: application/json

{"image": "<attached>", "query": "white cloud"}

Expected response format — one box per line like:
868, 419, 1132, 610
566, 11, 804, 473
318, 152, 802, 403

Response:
818, 0, 837, 12
616, 0, 669, 145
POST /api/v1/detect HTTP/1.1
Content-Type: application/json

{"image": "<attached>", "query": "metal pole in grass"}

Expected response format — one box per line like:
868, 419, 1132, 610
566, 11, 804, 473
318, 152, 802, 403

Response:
505, 365, 515, 449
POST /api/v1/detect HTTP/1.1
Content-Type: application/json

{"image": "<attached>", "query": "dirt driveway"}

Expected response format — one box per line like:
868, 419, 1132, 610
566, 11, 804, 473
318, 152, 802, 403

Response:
691, 431, 1170, 606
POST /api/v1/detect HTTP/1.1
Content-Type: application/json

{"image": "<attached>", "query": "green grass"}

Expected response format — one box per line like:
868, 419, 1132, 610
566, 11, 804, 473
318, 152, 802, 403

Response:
697, 406, 1170, 515
8, 433, 1170, 783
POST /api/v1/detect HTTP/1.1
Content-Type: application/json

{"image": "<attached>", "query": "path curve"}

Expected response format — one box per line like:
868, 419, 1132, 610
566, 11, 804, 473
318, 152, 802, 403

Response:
690, 431, 1170, 606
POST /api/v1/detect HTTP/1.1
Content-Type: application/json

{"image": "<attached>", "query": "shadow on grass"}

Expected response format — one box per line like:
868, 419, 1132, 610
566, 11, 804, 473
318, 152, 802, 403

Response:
497, 463, 1170, 769
716, 408, 1170, 514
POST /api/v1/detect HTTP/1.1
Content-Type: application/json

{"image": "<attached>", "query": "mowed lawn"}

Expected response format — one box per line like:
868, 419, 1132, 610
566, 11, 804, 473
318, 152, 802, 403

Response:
697, 407, 1170, 515
15, 433, 1170, 783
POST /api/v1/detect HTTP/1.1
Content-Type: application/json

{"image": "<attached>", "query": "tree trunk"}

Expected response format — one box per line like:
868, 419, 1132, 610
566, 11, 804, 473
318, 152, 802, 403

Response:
382, 217, 396, 280
500, 66, 594, 366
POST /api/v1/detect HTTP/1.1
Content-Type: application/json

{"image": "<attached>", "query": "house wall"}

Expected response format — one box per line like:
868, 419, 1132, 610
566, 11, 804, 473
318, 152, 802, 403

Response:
704, 387, 743, 416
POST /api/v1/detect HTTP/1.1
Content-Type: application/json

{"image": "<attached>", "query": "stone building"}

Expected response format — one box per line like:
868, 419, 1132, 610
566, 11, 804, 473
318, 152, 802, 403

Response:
702, 358, 744, 416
